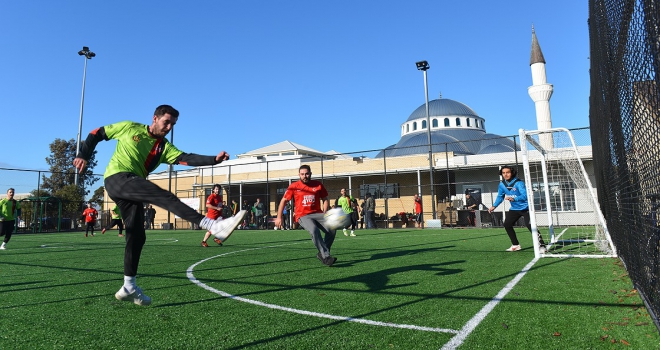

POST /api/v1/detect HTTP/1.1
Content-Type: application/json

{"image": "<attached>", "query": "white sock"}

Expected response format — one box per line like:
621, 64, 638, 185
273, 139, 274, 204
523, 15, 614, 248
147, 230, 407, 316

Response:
123, 276, 137, 292
351, 230, 354, 234
1, 243, 5, 248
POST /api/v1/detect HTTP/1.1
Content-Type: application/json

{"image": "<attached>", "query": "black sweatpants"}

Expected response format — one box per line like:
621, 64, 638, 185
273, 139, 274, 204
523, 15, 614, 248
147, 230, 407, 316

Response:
105, 172, 206, 276
0, 220, 15, 244
503, 209, 546, 246
105, 219, 124, 235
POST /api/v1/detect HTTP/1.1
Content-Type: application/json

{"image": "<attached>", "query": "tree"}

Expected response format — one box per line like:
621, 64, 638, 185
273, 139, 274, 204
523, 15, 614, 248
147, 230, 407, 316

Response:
41, 138, 99, 197
89, 186, 105, 209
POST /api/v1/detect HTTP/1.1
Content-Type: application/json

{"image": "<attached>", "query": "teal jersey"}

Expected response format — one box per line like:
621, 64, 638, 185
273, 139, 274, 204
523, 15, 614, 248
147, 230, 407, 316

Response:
0, 198, 20, 221
103, 121, 183, 179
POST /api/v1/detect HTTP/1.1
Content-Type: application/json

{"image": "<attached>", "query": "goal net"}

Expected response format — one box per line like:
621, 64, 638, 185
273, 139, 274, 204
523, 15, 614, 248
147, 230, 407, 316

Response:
519, 128, 617, 258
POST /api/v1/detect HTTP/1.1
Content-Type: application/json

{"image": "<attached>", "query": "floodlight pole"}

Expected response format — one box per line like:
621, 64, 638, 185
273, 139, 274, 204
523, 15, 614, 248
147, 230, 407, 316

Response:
417, 61, 437, 220
75, 46, 95, 186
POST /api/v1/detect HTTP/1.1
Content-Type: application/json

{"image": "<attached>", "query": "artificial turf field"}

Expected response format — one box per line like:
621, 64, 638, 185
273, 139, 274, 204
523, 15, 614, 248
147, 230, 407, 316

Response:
1, 227, 658, 349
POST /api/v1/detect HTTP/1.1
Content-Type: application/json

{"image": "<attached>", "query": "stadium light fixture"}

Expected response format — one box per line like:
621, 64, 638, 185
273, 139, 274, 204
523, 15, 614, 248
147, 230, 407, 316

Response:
74, 46, 96, 186
416, 60, 436, 221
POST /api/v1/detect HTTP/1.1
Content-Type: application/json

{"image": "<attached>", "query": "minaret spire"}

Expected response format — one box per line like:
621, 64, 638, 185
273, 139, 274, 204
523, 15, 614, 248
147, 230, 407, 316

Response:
527, 25, 554, 149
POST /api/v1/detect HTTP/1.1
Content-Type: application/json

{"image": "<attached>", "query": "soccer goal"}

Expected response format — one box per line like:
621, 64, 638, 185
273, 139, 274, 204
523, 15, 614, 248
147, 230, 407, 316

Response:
519, 127, 617, 259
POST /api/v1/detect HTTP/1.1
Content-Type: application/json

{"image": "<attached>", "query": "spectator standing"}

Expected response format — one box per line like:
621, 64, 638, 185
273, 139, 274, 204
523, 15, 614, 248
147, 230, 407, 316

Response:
275, 165, 337, 266
414, 194, 423, 229
145, 205, 156, 230
253, 198, 266, 229
464, 193, 478, 226
241, 200, 252, 229
82, 202, 98, 237
0, 188, 21, 250
365, 193, 376, 229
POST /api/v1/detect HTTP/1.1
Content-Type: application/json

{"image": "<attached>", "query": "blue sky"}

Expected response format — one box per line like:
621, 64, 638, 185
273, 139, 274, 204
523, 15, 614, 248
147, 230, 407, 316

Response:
1, 1, 590, 194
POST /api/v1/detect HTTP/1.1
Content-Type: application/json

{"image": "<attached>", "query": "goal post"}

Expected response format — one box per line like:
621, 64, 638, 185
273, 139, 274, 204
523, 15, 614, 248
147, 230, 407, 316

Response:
519, 128, 617, 259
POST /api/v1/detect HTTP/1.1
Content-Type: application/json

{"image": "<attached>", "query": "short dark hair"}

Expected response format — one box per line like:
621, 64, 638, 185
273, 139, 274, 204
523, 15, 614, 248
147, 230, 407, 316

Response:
299, 165, 311, 173
499, 165, 518, 178
154, 105, 179, 118
213, 184, 222, 191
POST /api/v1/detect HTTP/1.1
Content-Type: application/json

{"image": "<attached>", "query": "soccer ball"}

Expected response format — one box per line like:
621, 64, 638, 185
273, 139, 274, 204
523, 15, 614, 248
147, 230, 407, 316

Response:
323, 208, 351, 230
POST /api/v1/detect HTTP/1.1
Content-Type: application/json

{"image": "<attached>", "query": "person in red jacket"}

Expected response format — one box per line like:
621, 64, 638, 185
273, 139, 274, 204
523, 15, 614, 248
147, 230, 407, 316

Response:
82, 202, 98, 237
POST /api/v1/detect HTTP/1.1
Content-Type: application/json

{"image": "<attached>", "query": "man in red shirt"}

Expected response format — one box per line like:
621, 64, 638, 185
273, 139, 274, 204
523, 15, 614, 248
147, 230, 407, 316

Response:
414, 194, 423, 229
275, 165, 336, 266
82, 202, 98, 237
201, 184, 225, 247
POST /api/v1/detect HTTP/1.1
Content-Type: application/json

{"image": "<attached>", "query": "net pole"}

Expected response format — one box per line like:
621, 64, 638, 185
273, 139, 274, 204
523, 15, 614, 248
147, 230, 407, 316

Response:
520, 129, 542, 259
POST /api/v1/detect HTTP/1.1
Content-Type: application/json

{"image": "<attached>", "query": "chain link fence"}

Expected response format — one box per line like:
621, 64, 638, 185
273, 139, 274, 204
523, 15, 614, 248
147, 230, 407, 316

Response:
589, 0, 660, 331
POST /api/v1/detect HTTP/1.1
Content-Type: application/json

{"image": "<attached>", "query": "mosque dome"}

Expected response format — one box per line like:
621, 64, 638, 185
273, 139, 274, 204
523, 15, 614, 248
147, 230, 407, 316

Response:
378, 98, 519, 157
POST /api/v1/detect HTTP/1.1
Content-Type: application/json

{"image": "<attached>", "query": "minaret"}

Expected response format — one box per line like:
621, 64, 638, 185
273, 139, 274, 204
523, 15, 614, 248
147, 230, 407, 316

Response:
527, 25, 554, 149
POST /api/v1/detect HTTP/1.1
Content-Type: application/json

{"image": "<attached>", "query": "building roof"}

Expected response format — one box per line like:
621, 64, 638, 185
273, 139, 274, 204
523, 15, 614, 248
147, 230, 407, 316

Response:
237, 140, 327, 158
406, 98, 479, 122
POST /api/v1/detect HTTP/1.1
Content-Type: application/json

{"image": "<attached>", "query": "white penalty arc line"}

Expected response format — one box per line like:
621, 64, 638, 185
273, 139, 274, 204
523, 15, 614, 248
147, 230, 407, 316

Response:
187, 243, 459, 334
440, 258, 539, 350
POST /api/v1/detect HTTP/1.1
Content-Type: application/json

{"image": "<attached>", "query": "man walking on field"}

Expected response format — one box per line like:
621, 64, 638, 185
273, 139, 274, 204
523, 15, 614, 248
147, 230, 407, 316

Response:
74, 104, 246, 306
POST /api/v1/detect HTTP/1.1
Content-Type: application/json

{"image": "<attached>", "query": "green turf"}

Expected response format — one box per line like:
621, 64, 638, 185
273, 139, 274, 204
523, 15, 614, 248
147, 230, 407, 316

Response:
0, 228, 657, 349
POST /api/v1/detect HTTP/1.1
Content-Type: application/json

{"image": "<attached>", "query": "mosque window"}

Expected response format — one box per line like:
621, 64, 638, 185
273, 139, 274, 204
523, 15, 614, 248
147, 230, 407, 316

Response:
456, 118, 461, 126
444, 118, 450, 127
406, 124, 409, 132
421, 120, 427, 129
413, 122, 417, 131
475, 119, 479, 128
432, 119, 438, 128
466, 119, 471, 127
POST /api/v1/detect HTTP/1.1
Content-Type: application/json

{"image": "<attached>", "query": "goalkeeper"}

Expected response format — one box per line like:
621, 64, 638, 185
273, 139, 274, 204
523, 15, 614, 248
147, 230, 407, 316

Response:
488, 165, 546, 253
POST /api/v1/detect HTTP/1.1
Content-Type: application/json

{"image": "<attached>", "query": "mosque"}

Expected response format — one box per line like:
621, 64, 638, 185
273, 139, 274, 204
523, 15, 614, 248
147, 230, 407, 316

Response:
144, 28, 588, 229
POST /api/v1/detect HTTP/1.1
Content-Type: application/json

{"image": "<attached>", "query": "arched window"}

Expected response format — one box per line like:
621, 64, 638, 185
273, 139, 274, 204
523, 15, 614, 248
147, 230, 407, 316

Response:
481, 120, 485, 129
413, 122, 417, 131
475, 119, 479, 128
466, 118, 471, 127
432, 119, 438, 127
422, 120, 427, 129
456, 118, 461, 126
444, 118, 450, 127
406, 124, 409, 132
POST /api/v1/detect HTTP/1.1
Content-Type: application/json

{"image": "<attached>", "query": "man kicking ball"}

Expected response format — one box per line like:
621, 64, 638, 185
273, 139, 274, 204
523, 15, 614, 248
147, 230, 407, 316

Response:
74, 105, 245, 305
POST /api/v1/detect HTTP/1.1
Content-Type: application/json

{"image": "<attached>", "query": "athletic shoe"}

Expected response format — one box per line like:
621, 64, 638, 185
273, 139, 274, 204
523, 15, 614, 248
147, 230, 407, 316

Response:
210, 210, 246, 242
343, 228, 348, 236
350, 231, 356, 237
115, 286, 151, 306
102, 228, 106, 234
0, 246, 5, 250
201, 241, 209, 247
506, 245, 521, 252
316, 252, 323, 262
213, 238, 223, 246
322, 256, 337, 267
118, 234, 124, 237
539, 245, 547, 254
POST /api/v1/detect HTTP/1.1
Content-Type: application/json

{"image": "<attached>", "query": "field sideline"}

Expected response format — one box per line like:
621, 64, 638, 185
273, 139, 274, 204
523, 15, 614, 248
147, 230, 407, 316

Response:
1, 227, 658, 349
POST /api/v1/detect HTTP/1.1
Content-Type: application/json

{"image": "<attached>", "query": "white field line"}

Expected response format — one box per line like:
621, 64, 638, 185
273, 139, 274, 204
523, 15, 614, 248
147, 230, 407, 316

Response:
440, 258, 539, 350
187, 243, 459, 334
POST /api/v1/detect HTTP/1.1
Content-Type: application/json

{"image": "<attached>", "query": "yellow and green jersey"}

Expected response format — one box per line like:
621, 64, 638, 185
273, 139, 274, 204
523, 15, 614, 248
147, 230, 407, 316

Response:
111, 205, 122, 220
0, 199, 21, 221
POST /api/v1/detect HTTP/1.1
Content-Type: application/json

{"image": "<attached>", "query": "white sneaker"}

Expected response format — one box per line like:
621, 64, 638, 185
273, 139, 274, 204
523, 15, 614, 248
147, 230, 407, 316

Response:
350, 231, 356, 237
539, 246, 547, 254
211, 210, 246, 242
115, 286, 151, 306
0, 246, 5, 250
505, 245, 521, 252
343, 228, 348, 236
